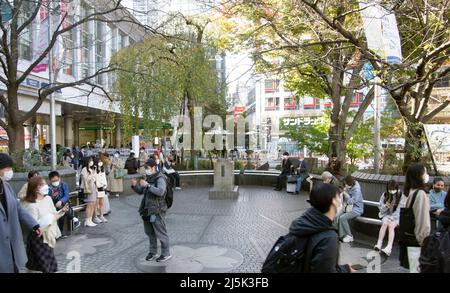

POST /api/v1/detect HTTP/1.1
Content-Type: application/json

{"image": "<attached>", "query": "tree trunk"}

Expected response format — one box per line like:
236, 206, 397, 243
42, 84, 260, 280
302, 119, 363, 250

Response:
329, 123, 347, 162
403, 121, 424, 173
7, 123, 25, 168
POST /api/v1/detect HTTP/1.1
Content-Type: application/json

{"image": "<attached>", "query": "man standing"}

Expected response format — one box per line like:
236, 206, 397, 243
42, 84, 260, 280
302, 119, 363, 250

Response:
275, 152, 292, 191
295, 153, 309, 195
0, 153, 42, 273
131, 159, 172, 262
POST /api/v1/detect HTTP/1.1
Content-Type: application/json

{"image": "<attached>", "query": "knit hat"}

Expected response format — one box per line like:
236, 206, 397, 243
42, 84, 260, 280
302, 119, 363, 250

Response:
0, 153, 14, 169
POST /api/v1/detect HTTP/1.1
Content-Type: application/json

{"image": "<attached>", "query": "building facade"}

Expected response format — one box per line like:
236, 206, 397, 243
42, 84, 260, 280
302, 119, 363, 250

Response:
0, 0, 146, 150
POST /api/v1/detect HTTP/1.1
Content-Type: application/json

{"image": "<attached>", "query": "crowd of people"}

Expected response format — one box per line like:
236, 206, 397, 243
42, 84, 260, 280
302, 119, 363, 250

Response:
271, 153, 449, 273
0, 144, 183, 273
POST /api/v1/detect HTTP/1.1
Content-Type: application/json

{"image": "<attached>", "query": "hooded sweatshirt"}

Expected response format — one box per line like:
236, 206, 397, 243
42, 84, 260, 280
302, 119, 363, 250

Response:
289, 207, 350, 273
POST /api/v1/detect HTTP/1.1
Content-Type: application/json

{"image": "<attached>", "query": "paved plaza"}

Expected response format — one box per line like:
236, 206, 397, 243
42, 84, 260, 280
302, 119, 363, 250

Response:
54, 186, 408, 273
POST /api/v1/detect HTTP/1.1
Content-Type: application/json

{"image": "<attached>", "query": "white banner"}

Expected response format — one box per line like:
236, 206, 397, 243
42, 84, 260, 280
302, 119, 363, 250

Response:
359, 1, 402, 64
32, 16, 49, 73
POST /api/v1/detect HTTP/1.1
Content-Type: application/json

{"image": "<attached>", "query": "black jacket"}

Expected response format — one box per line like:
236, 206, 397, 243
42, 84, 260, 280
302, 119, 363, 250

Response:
296, 160, 309, 176
281, 158, 292, 174
289, 208, 350, 273
133, 173, 168, 217
125, 158, 138, 174
439, 208, 450, 230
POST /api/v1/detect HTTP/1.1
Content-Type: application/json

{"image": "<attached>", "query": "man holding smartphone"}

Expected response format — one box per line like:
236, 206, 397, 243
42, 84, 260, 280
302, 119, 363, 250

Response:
48, 171, 80, 234
131, 159, 172, 263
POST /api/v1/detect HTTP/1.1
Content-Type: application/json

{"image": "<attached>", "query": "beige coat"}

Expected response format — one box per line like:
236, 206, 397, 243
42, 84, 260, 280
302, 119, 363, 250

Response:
406, 189, 431, 246
109, 157, 123, 193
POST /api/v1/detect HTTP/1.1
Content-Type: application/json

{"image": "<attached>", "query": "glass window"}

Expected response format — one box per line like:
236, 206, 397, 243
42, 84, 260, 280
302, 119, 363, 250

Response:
95, 21, 105, 85
62, 15, 75, 76
264, 79, 280, 92
18, 2, 33, 61
80, 5, 91, 79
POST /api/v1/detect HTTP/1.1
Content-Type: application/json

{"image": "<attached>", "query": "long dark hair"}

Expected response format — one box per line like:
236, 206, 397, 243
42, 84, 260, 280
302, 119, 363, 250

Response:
95, 157, 105, 173
82, 156, 95, 173
384, 180, 401, 207
404, 163, 427, 196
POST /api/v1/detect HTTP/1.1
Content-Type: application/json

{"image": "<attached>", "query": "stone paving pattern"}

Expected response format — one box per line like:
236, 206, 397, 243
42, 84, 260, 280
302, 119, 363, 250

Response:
54, 186, 408, 273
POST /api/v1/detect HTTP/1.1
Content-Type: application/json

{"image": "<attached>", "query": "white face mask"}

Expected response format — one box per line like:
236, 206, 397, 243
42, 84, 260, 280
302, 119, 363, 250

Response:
388, 190, 397, 195
88, 161, 94, 167
156, 160, 160, 164
115, 154, 119, 158
98, 162, 103, 167
39, 185, 49, 195
1, 169, 14, 181
423, 173, 430, 184
145, 169, 153, 176
51, 181, 60, 187
345, 184, 351, 189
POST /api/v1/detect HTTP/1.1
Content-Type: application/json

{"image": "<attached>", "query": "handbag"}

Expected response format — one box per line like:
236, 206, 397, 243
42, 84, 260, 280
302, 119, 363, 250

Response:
114, 169, 125, 179
398, 190, 421, 269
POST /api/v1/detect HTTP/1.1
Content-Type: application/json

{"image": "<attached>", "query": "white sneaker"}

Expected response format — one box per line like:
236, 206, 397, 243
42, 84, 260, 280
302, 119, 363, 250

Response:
115, 194, 120, 198
100, 216, 108, 223
342, 235, 354, 243
381, 247, 392, 257
72, 218, 81, 230
175, 187, 182, 190
84, 220, 97, 227
92, 216, 102, 224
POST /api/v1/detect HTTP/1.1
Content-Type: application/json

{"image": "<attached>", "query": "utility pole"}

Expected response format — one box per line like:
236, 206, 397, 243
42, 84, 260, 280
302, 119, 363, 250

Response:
374, 82, 381, 173
48, 3, 57, 170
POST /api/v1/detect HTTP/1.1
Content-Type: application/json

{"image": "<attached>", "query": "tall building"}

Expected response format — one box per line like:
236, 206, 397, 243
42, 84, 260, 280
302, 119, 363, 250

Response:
0, 0, 146, 149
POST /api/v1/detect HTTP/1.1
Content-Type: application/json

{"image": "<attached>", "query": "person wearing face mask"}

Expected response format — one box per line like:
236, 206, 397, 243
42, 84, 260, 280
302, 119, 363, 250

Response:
0, 154, 42, 273
109, 151, 124, 198
17, 170, 40, 201
321, 171, 340, 188
275, 152, 292, 191
94, 159, 109, 224
337, 175, 364, 243
374, 180, 406, 256
131, 159, 172, 262
153, 154, 163, 173
48, 171, 80, 233
284, 183, 354, 273
21, 176, 69, 273
399, 163, 431, 273
428, 177, 447, 230
80, 157, 98, 227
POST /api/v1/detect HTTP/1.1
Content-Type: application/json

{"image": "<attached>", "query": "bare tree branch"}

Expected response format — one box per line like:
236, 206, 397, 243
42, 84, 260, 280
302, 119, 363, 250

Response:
422, 99, 450, 122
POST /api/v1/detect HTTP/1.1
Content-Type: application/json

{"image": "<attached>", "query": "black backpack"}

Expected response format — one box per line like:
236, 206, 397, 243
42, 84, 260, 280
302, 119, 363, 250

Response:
261, 233, 312, 273
156, 174, 173, 209
419, 228, 450, 273
398, 190, 421, 269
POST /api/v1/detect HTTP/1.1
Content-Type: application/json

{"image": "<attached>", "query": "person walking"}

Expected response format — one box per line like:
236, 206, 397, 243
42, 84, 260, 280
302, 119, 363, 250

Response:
109, 151, 124, 198
0, 154, 42, 273
132, 159, 171, 262
21, 176, 69, 273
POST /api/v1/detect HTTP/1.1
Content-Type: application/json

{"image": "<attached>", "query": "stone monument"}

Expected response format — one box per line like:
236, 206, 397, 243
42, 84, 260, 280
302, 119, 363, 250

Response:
209, 159, 239, 199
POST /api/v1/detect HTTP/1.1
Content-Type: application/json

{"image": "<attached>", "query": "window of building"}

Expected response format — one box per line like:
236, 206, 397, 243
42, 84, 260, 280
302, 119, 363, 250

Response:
284, 96, 299, 110
119, 31, 127, 49
95, 21, 105, 85
265, 79, 280, 93
18, 2, 33, 61
436, 69, 450, 88
303, 97, 320, 110
265, 97, 280, 111
109, 24, 117, 54
80, 5, 91, 79
62, 15, 75, 76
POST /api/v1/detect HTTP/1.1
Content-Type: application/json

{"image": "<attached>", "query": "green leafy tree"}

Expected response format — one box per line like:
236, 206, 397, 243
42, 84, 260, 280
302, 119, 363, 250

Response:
287, 114, 330, 156
347, 120, 374, 166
